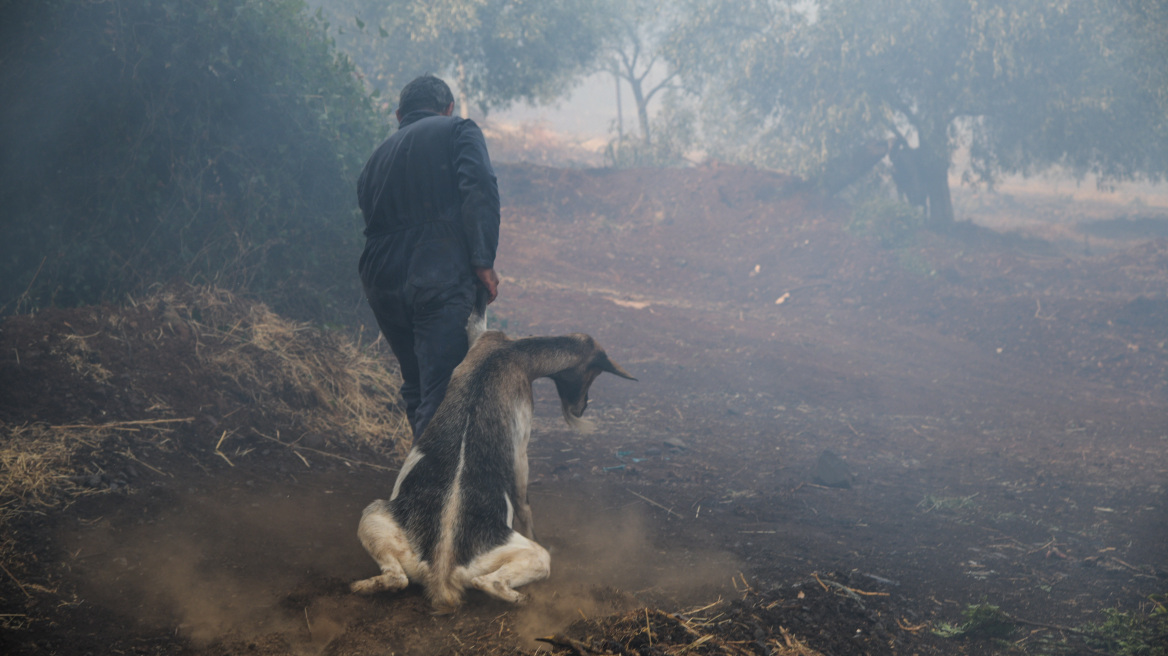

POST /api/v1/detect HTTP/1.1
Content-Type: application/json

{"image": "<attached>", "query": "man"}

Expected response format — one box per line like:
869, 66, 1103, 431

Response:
357, 75, 500, 437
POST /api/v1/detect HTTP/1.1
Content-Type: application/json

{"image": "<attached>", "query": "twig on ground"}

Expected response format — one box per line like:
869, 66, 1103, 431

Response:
121, 448, 171, 478
535, 634, 594, 655
812, 572, 888, 605
625, 488, 684, 519
252, 430, 396, 472
0, 562, 31, 598
733, 572, 755, 596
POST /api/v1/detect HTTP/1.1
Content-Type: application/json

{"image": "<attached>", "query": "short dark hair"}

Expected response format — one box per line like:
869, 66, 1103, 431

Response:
397, 75, 454, 116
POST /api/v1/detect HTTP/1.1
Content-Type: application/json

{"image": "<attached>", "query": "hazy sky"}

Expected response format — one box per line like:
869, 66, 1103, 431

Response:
492, 70, 659, 139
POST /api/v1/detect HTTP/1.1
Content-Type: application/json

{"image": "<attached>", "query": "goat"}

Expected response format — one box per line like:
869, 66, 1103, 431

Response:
351, 329, 636, 612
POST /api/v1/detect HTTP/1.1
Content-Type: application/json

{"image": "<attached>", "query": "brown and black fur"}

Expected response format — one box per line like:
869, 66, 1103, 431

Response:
352, 330, 635, 612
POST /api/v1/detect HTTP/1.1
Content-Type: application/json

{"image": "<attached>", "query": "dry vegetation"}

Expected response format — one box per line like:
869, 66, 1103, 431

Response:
0, 284, 410, 530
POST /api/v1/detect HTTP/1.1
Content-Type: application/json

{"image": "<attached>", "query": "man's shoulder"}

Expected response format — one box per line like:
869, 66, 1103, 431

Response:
422, 115, 484, 135
392, 115, 479, 143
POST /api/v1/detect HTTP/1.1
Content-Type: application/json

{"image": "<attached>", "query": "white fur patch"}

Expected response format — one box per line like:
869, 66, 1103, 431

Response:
390, 448, 424, 501
511, 400, 533, 446
466, 309, 487, 346
455, 531, 551, 604
351, 501, 426, 594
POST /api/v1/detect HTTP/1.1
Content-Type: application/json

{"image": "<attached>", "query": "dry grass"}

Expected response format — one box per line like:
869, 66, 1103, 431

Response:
0, 285, 411, 528
53, 333, 113, 383
541, 604, 827, 656
154, 286, 411, 457
0, 422, 106, 523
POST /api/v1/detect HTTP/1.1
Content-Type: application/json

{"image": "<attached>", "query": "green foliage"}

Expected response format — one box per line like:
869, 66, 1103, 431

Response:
0, 0, 385, 319
932, 603, 1016, 640
1084, 595, 1168, 656
310, 0, 606, 115
848, 198, 927, 249
606, 94, 696, 168
665, 0, 1168, 227
934, 595, 1168, 654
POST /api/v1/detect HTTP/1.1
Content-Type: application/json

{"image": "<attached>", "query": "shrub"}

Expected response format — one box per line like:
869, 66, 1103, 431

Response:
847, 197, 927, 249
0, 0, 386, 321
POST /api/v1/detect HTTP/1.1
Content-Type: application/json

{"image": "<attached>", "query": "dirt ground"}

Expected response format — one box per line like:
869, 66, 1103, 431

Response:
1, 162, 1166, 655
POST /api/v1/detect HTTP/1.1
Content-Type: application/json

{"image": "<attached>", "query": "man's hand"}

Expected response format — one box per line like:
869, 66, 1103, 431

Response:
474, 267, 500, 304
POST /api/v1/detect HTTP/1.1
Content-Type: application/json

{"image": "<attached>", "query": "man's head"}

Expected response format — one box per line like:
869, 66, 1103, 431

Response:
396, 75, 455, 122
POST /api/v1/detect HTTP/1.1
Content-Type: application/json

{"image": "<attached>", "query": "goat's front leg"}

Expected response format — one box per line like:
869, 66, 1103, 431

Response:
512, 421, 536, 540
511, 462, 535, 539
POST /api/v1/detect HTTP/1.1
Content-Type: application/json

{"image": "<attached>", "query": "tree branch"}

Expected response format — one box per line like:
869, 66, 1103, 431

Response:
643, 70, 680, 105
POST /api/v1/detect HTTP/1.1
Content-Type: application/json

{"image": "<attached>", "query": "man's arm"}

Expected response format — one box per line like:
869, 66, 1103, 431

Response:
453, 119, 501, 295
474, 267, 499, 303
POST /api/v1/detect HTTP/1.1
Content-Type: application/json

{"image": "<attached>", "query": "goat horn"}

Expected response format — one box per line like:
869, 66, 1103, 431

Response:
601, 355, 637, 381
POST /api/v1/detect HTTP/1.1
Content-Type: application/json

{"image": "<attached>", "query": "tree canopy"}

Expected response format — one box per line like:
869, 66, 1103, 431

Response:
311, 0, 607, 116
0, 0, 383, 318
667, 0, 1168, 226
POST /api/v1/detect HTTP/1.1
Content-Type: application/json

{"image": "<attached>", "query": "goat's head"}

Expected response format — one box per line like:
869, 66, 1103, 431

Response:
548, 334, 636, 432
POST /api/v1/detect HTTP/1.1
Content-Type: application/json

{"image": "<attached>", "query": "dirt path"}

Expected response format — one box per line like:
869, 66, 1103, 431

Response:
2, 164, 1166, 655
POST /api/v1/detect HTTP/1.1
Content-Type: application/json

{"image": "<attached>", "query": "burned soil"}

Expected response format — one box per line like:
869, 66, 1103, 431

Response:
1, 164, 1166, 655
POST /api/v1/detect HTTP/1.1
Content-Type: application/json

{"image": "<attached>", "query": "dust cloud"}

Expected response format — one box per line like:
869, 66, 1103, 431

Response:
62, 478, 370, 651
511, 487, 740, 646
61, 474, 737, 650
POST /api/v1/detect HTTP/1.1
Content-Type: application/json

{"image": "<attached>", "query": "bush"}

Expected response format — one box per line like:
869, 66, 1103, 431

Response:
1086, 596, 1168, 656
0, 0, 386, 321
847, 197, 927, 249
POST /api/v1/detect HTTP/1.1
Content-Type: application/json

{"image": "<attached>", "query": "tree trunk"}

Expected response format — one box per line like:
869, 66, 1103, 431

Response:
613, 66, 624, 142
890, 137, 953, 228
923, 166, 953, 226
889, 138, 928, 208
628, 76, 651, 146
456, 59, 470, 119
920, 149, 953, 227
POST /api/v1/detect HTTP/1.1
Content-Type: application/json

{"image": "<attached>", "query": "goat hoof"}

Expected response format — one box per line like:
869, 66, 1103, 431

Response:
351, 579, 378, 595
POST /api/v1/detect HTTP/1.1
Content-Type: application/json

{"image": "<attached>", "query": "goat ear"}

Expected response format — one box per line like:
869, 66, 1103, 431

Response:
598, 354, 637, 381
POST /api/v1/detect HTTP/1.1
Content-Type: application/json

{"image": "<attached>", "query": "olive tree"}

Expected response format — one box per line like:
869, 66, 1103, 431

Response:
312, 0, 607, 116
668, 0, 1168, 227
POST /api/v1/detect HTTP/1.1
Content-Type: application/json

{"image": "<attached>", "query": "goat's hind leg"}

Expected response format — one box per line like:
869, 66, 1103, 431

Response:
351, 500, 415, 595
465, 533, 550, 604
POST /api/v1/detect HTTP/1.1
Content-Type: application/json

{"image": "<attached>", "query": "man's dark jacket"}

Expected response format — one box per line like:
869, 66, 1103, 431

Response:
357, 110, 500, 296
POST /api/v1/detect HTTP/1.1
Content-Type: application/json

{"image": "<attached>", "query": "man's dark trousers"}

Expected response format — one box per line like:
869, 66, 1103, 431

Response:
363, 258, 475, 438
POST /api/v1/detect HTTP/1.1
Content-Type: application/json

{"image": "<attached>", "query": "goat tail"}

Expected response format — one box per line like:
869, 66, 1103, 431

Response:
466, 283, 489, 346
425, 560, 464, 614
425, 522, 466, 613
426, 434, 469, 613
